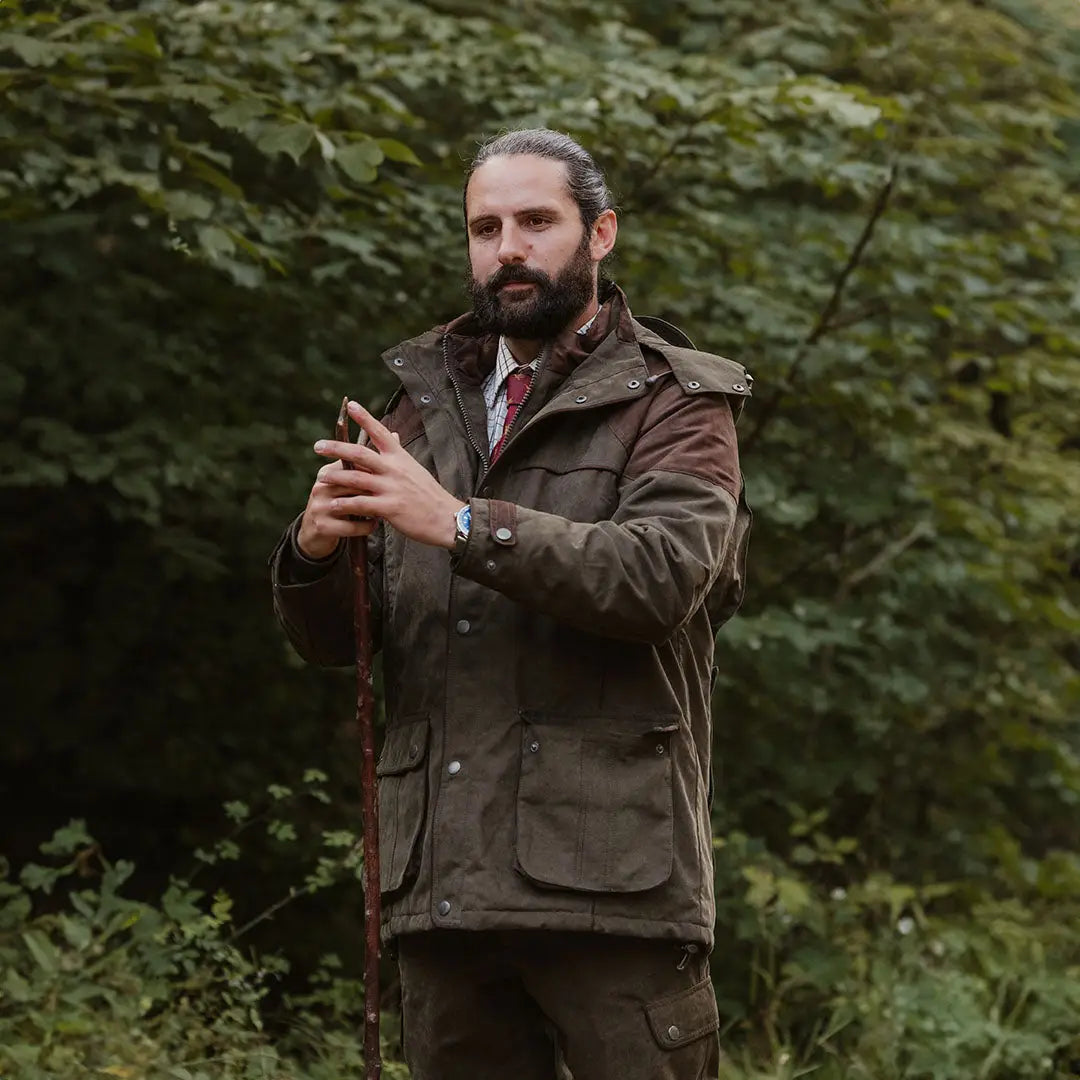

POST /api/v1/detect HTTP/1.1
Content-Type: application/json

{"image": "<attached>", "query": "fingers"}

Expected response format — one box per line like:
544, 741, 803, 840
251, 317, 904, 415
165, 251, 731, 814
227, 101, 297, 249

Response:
347, 400, 398, 453
313, 440, 386, 469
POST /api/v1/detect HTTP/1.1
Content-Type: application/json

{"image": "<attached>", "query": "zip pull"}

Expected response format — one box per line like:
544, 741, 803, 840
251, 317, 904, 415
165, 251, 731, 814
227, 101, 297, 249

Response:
676, 943, 699, 971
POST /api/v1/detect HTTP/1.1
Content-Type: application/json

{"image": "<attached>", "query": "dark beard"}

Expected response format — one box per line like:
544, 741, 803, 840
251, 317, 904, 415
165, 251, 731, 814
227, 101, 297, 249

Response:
469, 238, 595, 340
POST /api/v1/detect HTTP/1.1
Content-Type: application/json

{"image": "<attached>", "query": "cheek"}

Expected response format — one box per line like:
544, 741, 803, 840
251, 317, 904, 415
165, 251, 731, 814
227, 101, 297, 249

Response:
469, 245, 494, 281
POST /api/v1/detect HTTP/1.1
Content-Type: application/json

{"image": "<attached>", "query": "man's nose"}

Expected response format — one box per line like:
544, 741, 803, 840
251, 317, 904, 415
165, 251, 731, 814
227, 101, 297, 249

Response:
497, 223, 526, 264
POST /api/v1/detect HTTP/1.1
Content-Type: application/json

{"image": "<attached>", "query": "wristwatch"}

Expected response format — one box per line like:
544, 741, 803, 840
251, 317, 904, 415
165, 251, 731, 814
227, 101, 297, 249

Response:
452, 503, 471, 556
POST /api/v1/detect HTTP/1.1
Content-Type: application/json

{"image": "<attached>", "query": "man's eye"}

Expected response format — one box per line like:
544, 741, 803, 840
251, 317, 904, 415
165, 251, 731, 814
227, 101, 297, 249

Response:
476, 224, 497, 237
527, 216, 548, 227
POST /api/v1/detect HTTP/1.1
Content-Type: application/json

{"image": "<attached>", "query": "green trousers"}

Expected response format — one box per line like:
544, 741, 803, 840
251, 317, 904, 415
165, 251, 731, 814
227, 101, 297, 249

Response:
397, 930, 721, 1080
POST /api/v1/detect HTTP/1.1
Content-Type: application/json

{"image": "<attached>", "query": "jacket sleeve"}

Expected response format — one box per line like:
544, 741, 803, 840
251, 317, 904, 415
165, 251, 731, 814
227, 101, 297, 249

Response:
269, 515, 384, 666
452, 387, 743, 645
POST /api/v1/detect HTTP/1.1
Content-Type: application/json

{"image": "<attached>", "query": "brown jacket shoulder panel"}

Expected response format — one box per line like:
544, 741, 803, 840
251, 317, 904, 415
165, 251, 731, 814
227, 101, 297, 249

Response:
622, 381, 741, 498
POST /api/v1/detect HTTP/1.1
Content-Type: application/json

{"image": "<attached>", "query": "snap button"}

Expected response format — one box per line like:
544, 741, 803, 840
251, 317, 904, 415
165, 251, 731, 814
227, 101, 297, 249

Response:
529, 740, 540, 753
732, 382, 746, 392
574, 394, 588, 403
627, 379, 641, 389
686, 380, 700, 390
667, 1024, 680, 1041
456, 619, 471, 635
392, 357, 404, 367
485, 559, 496, 571
745, 371, 755, 384
410, 744, 419, 759
420, 393, 432, 404
436, 900, 451, 916
447, 760, 461, 776
494, 526, 513, 542
656, 744, 666, 755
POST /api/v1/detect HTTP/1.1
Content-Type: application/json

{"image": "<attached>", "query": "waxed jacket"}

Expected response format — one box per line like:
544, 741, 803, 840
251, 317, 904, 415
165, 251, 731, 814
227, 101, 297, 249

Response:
270, 289, 751, 947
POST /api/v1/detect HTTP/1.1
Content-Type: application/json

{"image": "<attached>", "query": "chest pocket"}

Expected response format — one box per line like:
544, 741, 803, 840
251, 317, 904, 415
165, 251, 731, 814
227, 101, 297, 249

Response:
514, 712, 678, 893
508, 447, 620, 521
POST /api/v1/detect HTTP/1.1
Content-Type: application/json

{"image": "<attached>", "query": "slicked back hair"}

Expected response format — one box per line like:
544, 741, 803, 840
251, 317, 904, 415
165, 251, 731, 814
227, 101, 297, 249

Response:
463, 128, 615, 231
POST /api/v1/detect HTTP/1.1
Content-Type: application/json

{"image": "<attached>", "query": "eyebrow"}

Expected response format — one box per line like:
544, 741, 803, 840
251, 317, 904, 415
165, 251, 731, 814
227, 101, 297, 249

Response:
468, 205, 564, 229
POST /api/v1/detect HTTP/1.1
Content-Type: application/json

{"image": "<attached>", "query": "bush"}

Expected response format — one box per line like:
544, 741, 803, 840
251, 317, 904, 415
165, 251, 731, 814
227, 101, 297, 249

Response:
0, 778, 409, 1080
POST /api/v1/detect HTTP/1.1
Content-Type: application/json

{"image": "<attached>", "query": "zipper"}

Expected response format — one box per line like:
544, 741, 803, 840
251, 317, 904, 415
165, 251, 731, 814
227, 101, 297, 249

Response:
442, 335, 490, 482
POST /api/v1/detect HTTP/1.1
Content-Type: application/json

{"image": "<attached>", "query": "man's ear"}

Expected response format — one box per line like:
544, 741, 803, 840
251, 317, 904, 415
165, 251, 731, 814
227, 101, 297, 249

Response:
590, 209, 618, 263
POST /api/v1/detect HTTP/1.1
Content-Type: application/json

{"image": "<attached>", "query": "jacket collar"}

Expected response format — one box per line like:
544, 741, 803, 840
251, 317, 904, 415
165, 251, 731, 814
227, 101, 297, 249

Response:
382, 284, 650, 409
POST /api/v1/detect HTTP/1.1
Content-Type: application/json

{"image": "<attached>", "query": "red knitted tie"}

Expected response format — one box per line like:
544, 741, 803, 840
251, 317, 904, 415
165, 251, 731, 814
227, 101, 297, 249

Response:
491, 366, 533, 462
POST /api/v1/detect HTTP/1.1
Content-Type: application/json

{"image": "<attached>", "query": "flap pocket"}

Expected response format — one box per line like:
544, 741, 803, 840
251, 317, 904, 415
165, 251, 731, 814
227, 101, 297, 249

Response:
377, 716, 429, 895
515, 713, 677, 893
645, 977, 720, 1050
377, 716, 429, 776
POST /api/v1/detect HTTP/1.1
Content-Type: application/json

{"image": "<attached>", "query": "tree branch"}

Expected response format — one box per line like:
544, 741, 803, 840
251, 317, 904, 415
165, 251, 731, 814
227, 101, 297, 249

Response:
742, 164, 898, 453
836, 519, 932, 599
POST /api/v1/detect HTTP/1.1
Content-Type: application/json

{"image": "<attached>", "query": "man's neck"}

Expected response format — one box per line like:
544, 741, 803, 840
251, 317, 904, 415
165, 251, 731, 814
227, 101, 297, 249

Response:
503, 298, 601, 366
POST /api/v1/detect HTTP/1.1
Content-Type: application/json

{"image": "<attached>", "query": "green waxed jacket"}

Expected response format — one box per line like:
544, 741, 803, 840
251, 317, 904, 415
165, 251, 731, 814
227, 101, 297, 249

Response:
270, 289, 751, 947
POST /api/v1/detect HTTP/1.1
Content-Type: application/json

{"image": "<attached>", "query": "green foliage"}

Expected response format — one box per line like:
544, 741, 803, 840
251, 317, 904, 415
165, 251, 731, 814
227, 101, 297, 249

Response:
2, 0, 1079, 1076
0, 790, 409, 1080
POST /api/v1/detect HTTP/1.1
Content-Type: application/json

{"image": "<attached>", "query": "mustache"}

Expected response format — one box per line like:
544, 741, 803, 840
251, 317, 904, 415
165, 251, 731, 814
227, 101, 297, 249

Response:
483, 264, 553, 291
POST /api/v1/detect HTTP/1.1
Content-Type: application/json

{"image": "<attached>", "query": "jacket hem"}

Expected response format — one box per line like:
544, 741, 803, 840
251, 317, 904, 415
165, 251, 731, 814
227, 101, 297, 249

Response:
381, 909, 714, 948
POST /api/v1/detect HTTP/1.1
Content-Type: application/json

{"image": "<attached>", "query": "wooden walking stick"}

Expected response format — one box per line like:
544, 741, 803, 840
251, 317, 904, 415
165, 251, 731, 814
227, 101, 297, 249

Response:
336, 396, 382, 1079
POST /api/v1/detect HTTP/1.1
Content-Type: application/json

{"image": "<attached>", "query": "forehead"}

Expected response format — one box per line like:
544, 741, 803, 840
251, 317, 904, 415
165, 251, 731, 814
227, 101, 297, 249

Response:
465, 154, 575, 220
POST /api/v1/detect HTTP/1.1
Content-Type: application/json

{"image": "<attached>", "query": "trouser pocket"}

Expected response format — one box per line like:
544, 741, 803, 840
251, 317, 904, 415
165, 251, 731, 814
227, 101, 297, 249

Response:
514, 712, 678, 893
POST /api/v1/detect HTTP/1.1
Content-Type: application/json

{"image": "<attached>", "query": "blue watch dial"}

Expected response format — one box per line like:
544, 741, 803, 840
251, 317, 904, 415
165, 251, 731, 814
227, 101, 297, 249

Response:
456, 505, 471, 536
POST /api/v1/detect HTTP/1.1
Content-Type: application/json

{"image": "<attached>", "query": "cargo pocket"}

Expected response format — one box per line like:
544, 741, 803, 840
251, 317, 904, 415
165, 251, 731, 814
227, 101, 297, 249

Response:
376, 716, 429, 895
644, 977, 720, 1051
514, 712, 678, 893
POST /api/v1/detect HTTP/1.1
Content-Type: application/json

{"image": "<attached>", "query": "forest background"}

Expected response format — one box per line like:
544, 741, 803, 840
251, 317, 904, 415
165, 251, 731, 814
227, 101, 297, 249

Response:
2, 0, 1079, 1077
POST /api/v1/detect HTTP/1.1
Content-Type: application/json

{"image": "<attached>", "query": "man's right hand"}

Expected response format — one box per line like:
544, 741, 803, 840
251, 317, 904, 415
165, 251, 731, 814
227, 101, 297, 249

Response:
296, 458, 378, 560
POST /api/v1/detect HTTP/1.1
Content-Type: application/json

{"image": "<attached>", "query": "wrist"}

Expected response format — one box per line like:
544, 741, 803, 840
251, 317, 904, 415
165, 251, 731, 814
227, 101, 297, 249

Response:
442, 501, 469, 551
296, 518, 339, 561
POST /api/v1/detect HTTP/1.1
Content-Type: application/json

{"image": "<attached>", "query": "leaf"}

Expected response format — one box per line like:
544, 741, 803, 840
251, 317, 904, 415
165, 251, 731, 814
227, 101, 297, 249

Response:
59, 914, 92, 950
377, 138, 422, 165
335, 139, 385, 183
0, 34, 63, 67
776, 876, 812, 916
224, 800, 250, 823
210, 98, 272, 131
256, 122, 315, 164
22, 929, 59, 973
196, 225, 236, 260
40, 819, 93, 856
3, 969, 32, 1003
742, 866, 777, 910
160, 191, 214, 221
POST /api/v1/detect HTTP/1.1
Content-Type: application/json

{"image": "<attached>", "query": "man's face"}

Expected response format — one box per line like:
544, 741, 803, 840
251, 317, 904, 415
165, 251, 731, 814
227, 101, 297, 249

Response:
465, 154, 604, 339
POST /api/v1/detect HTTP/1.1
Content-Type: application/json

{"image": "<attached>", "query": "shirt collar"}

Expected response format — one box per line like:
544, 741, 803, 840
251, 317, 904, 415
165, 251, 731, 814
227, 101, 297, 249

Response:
490, 310, 600, 394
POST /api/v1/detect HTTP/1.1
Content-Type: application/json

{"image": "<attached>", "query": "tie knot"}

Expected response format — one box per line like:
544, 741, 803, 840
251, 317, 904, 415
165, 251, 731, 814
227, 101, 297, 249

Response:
505, 367, 533, 407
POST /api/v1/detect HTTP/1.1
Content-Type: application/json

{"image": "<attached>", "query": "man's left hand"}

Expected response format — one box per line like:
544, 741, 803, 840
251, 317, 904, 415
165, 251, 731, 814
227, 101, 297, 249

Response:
313, 401, 466, 550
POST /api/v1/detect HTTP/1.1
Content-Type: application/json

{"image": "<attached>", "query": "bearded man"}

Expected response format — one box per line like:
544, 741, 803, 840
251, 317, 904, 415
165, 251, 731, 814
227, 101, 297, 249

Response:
270, 128, 752, 1080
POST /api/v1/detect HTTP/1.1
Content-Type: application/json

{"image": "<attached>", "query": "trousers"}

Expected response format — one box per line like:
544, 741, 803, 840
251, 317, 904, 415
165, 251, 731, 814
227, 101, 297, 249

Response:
397, 930, 721, 1080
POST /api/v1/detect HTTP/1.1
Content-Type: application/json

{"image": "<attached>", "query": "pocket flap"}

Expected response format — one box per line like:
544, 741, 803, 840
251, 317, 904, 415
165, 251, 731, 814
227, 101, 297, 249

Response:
521, 711, 679, 738
644, 977, 719, 1050
376, 717, 429, 777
